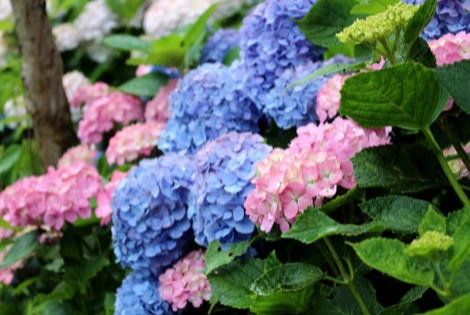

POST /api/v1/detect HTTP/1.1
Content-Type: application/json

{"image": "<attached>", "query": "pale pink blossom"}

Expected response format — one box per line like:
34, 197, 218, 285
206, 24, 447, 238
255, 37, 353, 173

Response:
70, 82, 110, 108
58, 144, 98, 168
429, 31, 470, 66
145, 79, 178, 123
316, 74, 351, 123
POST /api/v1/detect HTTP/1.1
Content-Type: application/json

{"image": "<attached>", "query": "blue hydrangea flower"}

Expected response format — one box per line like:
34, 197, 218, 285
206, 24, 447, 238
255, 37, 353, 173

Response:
264, 55, 353, 129
115, 270, 172, 315
239, 0, 324, 108
201, 29, 241, 64
188, 132, 272, 246
150, 66, 181, 79
158, 63, 262, 155
112, 154, 194, 275
403, 0, 470, 40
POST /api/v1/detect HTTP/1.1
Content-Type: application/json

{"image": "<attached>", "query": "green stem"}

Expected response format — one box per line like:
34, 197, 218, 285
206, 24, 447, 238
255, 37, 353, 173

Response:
324, 238, 371, 315
323, 274, 348, 285
438, 118, 470, 177
422, 127, 470, 207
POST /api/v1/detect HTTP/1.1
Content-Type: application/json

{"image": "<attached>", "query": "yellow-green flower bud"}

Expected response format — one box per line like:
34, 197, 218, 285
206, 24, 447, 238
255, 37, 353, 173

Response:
336, 2, 419, 45
405, 231, 454, 258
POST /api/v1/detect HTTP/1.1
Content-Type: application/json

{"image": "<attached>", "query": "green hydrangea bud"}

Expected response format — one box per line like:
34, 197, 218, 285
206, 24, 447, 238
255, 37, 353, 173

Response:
405, 231, 454, 258
336, 2, 419, 44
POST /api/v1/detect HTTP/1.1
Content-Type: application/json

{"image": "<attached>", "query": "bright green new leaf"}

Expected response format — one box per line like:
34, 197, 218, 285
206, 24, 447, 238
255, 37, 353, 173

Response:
205, 239, 253, 274
360, 196, 432, 233
296, 0, 360, 47
0, 144, 22, 174
282, 207, 379, 244
0, 230, 39, 268
350, 238, 435, 286
435, 60, 470, 114
352, 144, 447, 192
448, 220, 470, 272
103, 35, 152, 52
183, 4, 218, 48
250, 263, 322, 295
119, 72, 169, 97
340, 62, 444, 130
419, 293, 470, 314
418, 206, 446, 235
351, 0, 399, 15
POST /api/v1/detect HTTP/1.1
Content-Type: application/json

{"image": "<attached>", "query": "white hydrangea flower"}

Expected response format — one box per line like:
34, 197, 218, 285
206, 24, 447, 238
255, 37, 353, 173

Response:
0, 0, 12, 21
62, 70, 90, 103
74, 0, 119, 41
53, 23, 81, 52
3, 97, 31, 129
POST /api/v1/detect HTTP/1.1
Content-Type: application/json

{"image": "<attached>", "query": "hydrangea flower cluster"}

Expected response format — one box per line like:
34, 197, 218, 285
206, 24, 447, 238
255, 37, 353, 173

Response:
115, 269, 172, 315
52, 23, 81, 52
158, 63, 262, 155
78, 92, 143, 144
0, 162, 102, 230
428, 31, 470, 65
316, 74, 352, 123
73, 0, 119, 42
112, 154, 195, 275
201, 29, 240, 64
239, 0, 324, 107
58, 144, 98, 168
62, 71, 90, 103
145, 79, 179, 124
188, 132, 272, 246
70, 82, 110, 108
96, 171, 129, 225
444, 142, 470, 179
245, 118, 391, 233
106, 121, 166, 166
159, 250, 211, 312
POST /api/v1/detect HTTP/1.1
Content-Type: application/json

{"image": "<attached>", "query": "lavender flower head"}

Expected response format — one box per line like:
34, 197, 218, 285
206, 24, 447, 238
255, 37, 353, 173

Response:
112, 154, 194, 275
201, 29, 241, 64
188, 132, 272, 246
115, 269, 172, 315
239, 0, 324, 108
158, 63, 262, 155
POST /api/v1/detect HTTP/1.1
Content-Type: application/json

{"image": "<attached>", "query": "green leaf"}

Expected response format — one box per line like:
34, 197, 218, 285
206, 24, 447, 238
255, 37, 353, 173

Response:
418, 207, 446, 235
446, 207, 470, 235
103, 35, 152, 52
448, 220, 470, 272
0, 144, 22, 174
435, 60, 470, 114
104, 292, 115, 315
351, 0, 399, 15
403, 0, 436, 48
340, 62, 443, 129
118, 72, 169, 97
379, 286, 427, 315
350, 238, 435, 286
223, 46, 241, 66
106, 0, 144, 22
319, 186, 364, 214
250, 263, 322, 295
282, 207, 379, 244
250, 286, 315, 315
352, 144, 447, 192
406, 37, 437, 68
208, 259, 265, 309
296, 0, 361, 47
360, 196, 432, 233
205, 238, 253, 274
183, 4, 218, 48
0, 230, 38, 268
419, 293, 470, 315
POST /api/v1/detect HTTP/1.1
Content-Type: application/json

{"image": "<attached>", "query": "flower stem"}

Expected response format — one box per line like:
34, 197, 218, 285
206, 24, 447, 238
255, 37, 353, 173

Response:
438, 118, 470, 177
324, 238, 371, 315
422, 127, 470, 207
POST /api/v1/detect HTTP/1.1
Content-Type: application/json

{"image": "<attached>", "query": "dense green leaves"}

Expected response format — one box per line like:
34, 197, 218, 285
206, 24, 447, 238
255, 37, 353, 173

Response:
418, 207, 446, 235
205, 239, 253, 274
340, 62, 444, 130
435, 60, 470, 114
118, 72, 169, 97
0, 230, 39, 268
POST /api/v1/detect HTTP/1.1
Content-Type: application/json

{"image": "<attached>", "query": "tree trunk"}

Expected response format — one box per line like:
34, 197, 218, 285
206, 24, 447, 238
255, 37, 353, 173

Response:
10, 0, 75, 168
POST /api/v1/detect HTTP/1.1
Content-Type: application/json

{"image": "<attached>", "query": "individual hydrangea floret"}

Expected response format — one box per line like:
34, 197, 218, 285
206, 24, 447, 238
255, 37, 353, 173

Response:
158, 63, 262, 155
106, 121, 165, 166
115, 269, 172, 315
159, 249, 211, 311
78, 92, 144, 145
239, 0, 324, 107
53, 23, 81, 52
112, 154, 195, 274
245, 118, 391, 233
428, 31, 470, 66
188, 132, 272, 246
337, 2, 418, 44
58, 144, 98, 168
405, 231, 454, 257
444, 142, 470, 179
145, 79, 179, 124
96, 171, 128, 225
201, 29, 240, 64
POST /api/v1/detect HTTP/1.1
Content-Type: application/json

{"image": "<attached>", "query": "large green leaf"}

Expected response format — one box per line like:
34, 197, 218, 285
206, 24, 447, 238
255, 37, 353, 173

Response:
250, 263, 322, 295
118, 72, 169, 97
250, 286, 315, 315
352, 144, 447, 192
351, 0, 399, 15
403, 0, 436, 49
435, 60, 470, 114
0, 144, 22, 174
296, 0, 360, 47
418, 207, 446, 235
360, 196, 432, 233
350, 238, 435, 286
0, 230, 38, 268
282, 207, 379, 244
103, 34, 152, 52
205, 238, 253, 274
419, 293, 470, 314
340, 62, 444, 130
183, 4, 217, 49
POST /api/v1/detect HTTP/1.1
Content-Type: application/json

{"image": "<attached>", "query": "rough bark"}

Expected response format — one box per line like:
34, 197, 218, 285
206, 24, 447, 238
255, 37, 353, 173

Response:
10, 0, 75, 167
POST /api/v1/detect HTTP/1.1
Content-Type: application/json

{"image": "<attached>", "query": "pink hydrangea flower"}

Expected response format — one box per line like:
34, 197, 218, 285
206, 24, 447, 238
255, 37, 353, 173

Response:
0, 162, 102, 230
62, 71, 90, 103
78, 92, 144, 144
159, 249, 211, 311
58, 144, 98, 168
135, 65, 152, 77
316, 74, 351, 123
105, 121, 165, 165
95, 170, 128, 225
429, 31, 470, 66
144, 79, 178, 124
70, 82, 110, 108
444, 142, 470, 179
245, 118, 391, 233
